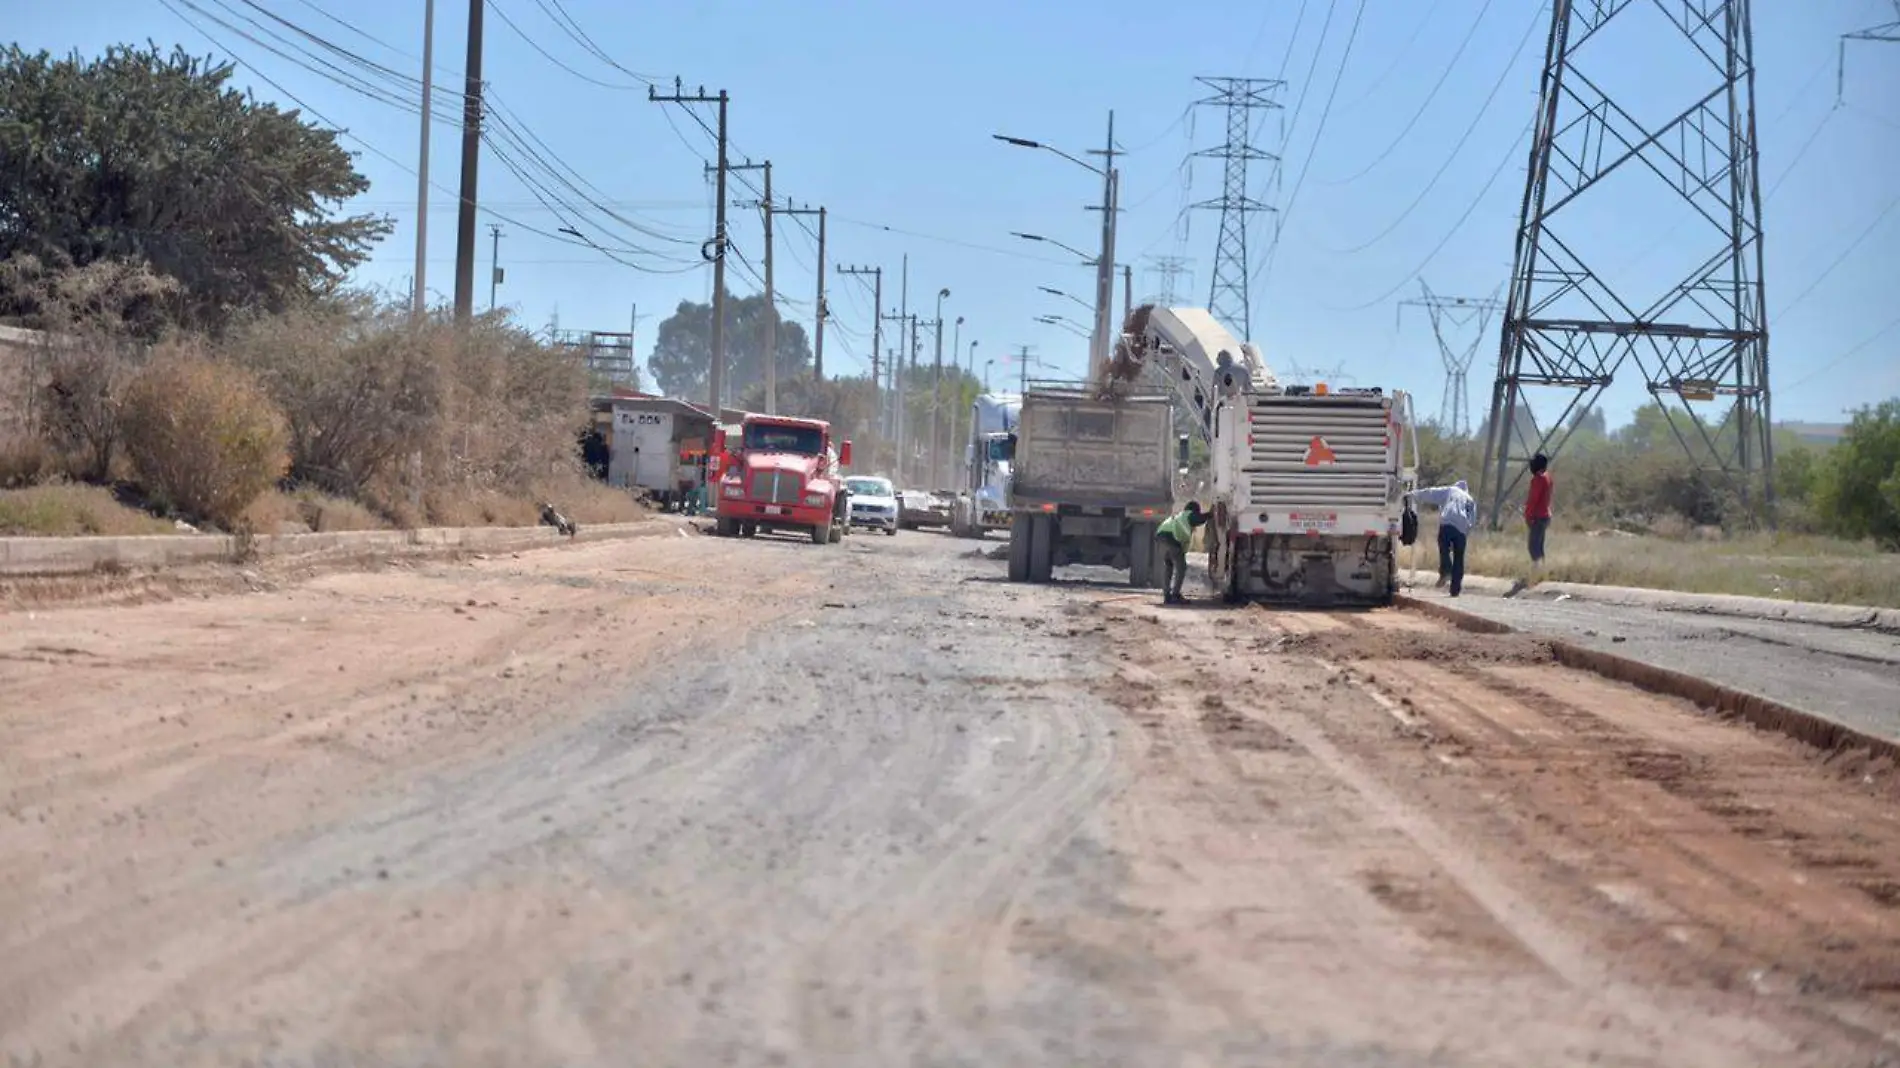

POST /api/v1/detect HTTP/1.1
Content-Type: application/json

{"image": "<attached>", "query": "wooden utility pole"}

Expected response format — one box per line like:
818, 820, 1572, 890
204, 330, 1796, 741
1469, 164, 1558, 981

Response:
451, 0, 484, 324
487, 224, 504, 311
781, 203, 828, 381
652, 81, 729, 411
729, 160, 774, 412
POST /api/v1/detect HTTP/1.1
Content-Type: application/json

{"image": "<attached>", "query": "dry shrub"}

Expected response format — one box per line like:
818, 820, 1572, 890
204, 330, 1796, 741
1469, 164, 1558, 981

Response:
1, 258, 183, 483
0, 431, 63, 488
0, 483, 172, 536
222, 299, 589, 527
242, 486, 388, 534
119, 350, 289, 528
540, 477, 648, 525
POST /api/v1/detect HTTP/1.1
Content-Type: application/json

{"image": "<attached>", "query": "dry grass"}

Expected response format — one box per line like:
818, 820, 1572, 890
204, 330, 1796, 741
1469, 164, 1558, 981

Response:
1435, 518, 1900, 609
243, 487, 389, 534
0, 484, 173, 536
552, 480, 651, 525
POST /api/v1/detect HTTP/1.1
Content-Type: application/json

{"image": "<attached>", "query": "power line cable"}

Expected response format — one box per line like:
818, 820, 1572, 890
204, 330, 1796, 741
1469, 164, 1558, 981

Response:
1314, 0, 1498, 187
1256, 0, 1370, 285
1298, 1, 1539, 260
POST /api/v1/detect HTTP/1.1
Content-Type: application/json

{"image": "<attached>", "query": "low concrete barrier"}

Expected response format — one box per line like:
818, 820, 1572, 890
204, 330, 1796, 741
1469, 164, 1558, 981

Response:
1397, 593, 1900, 765
0, 520, 665, 577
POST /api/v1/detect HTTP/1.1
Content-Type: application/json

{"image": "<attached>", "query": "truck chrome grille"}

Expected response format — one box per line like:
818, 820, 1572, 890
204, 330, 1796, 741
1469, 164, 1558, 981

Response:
748, 471, 802, 503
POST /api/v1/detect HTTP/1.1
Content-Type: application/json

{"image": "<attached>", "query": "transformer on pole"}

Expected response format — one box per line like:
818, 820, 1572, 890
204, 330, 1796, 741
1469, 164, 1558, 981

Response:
1480, 0, 1773, 529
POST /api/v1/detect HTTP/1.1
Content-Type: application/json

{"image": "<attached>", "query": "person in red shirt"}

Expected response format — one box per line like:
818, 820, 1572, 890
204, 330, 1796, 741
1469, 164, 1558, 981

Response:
1524, 452, 1554, 566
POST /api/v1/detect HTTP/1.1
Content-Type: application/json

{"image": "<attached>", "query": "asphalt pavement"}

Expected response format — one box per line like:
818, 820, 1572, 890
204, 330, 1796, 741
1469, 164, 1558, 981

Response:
1408, 583, 1900, 745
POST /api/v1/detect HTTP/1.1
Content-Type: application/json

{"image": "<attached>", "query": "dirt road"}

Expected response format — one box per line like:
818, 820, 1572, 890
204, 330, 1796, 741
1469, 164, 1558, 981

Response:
3, 529, 1897, 1066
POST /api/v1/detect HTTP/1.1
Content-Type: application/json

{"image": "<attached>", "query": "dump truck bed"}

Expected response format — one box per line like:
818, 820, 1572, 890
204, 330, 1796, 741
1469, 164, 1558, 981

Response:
1010, 388, 1174, 510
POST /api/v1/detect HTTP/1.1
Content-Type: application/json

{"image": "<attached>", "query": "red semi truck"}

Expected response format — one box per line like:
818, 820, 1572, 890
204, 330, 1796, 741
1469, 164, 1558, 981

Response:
711, 414, 853, 544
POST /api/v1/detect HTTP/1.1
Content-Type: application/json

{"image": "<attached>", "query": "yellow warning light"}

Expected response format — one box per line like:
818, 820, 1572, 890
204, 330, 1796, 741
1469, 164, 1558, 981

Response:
1315, 382, 1330, 396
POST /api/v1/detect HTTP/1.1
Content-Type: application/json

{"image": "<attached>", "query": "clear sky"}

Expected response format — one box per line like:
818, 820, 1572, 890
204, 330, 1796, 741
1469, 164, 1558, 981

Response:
14, 0, 1900, 427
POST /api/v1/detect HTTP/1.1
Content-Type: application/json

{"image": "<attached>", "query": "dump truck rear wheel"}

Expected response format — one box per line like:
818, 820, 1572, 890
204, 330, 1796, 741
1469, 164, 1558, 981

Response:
1007, 518, 1031, 582
1027, 515, 1055, 583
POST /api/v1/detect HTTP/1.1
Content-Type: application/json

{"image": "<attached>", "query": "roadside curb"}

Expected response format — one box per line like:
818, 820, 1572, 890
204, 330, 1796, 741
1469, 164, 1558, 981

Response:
1446, 573, 1900, 636
1396, 594, 1900, 765
0, 519, 671, 577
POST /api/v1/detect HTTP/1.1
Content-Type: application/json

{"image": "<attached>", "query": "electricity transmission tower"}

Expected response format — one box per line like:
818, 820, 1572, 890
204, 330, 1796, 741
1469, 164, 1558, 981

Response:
1145, 255, 1192, 306
1838, 2, 1900, 102
1481, 0, 1772, 528
1400, 282, 1504, 437
1192, 77, 1282, 339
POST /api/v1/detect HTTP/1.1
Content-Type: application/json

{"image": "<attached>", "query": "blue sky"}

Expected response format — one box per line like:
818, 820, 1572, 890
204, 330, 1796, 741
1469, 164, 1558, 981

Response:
15, 0, 1900, 426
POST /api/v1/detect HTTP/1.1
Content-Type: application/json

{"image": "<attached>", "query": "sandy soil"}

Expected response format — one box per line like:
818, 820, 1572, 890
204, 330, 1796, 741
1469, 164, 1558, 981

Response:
2, 531, 1896, 1066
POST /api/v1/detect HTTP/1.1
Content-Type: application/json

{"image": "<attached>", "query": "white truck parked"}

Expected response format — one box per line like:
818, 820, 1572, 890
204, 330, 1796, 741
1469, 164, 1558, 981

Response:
1108, 305, 1420, 606
950, 392, 1020, 539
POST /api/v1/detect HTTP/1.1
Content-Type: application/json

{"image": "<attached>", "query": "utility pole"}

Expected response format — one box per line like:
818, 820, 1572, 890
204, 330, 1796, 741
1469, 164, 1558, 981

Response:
729, 160, 774, 412
1085, 112, 1120, 384
781, 203, 828, 380
451, 0, 485, 325
652, 81, 730, 411
839, 265, 884, 434
487, 224, 504, 311
1123, 263, 1133, 328
897, 256, 909, 482
412, 0, 435, 318
1016, 344, 1034, 394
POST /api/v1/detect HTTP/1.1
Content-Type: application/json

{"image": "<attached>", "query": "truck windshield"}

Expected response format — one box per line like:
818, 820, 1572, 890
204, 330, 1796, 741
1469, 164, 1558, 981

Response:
744, 423, 824, 455
985, 438, 1012, 463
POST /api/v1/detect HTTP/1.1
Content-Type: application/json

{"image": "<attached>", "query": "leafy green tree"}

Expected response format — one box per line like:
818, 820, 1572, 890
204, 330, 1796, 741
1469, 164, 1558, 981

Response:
0, 44, 390, 331
1815, 399, 1900, 548
647, 291, 813, 401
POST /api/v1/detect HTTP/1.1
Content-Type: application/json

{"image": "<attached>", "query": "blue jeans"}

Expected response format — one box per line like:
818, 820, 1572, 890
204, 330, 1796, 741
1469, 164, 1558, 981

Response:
1438, 525, 1468, 597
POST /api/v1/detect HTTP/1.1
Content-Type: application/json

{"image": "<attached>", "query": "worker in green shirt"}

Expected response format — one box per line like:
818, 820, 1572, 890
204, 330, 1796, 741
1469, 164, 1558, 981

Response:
1155, 501, 1208, 605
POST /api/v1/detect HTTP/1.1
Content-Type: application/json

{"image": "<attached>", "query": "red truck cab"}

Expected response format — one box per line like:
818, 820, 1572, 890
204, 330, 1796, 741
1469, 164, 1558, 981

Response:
712, 414, 853, 544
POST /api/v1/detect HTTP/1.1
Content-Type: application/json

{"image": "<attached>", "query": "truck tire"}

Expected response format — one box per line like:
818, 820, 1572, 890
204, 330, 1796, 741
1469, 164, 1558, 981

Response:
1007, 517, 1031, 582
1128, 524, 1156, 588
716, 516, 738, 537
1028, 514, 1055, 583
810, 523, 829, 545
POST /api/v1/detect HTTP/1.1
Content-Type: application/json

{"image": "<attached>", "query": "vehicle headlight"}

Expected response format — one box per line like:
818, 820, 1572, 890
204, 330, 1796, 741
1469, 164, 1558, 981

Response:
804, 493, 826, 507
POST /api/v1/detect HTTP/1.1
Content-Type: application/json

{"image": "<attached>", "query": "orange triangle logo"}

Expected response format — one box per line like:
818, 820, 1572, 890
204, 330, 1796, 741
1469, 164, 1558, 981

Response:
1303, 436, 1338, 466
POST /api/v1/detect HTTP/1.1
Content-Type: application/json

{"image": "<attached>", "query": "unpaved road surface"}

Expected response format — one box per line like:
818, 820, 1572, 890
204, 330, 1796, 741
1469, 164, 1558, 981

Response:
1411, 585, 1900, 745
3, 530, 1898, 1067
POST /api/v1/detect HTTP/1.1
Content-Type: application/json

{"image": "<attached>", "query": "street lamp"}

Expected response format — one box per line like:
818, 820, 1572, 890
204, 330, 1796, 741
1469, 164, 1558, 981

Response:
991, 133, 1103, 176
984, 358, 995, 391
1011, 232, 1094, 263
993, 115, 1120, 382
1039, 285, 1092, 313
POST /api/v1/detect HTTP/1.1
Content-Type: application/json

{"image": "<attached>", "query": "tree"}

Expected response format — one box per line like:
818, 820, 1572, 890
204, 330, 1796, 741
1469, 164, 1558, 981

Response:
647, 291, 813, 401
0, 44, 391, 332
1814, 399, 1900, 549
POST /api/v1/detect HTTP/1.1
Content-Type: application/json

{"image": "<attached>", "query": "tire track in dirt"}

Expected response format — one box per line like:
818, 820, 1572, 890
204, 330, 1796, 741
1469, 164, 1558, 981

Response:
1087, 597, 1896, 1065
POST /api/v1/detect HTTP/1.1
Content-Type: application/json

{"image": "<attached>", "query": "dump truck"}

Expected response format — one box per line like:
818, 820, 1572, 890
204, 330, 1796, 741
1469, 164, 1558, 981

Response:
950, 392, 1021, 538
711, 414, 853, 544
1110, 305, 1420, 606
1004, 385, 1176, 586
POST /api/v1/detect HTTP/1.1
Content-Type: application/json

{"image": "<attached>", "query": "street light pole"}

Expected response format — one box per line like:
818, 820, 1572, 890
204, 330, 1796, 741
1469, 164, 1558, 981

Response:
931, 288, 950, 489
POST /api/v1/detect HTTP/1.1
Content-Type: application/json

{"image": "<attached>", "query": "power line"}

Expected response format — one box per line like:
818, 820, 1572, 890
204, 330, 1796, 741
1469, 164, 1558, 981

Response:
1255, 0, 1369, 288
486, 0, 647, 89
1314, 0, 1498, 187
1782, 311, 1900, 391
1303, 0, 1541, 258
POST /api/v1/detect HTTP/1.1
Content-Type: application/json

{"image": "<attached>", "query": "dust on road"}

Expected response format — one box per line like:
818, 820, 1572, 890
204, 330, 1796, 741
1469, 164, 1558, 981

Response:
2, 531, 1897, 1066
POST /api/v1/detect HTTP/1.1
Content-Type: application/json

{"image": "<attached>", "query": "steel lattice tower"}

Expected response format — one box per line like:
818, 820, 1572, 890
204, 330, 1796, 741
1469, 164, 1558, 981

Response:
1193, 76, 1282, 339
1402, 282, 1505, 437
1480, 0, 1772, 528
